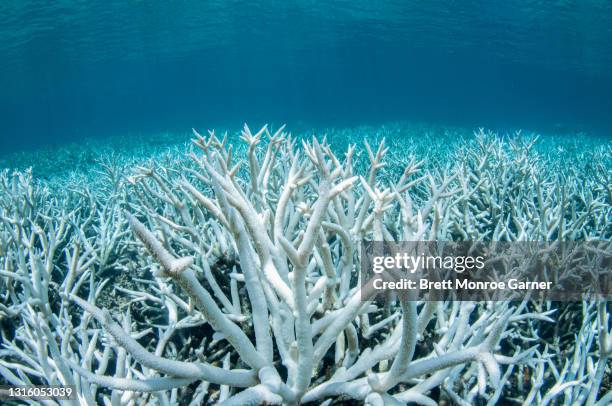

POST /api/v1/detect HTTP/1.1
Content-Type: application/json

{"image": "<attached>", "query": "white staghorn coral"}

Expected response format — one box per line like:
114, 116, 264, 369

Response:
0, 124, 610, 405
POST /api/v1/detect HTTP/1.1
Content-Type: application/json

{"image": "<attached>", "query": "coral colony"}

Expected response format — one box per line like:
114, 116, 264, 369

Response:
0, 123, 610, 405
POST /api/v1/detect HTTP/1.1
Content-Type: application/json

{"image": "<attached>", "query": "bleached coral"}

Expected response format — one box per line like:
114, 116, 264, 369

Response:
0, 124, 610, 405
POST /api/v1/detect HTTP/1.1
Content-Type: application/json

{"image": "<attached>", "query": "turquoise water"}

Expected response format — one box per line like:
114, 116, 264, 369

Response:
1, 1, 612, 154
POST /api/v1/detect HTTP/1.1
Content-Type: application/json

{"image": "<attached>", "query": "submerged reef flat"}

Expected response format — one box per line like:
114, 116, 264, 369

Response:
0, 122, 611, 405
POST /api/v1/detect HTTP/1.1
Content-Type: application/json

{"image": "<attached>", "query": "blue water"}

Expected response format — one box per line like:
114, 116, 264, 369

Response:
1, 1, 611, 153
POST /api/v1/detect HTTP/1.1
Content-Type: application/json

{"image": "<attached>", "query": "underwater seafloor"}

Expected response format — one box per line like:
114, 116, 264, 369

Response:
0, 122, 611, 405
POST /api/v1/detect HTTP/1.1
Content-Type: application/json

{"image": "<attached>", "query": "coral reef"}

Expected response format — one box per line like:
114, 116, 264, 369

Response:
0, 124, 610, 405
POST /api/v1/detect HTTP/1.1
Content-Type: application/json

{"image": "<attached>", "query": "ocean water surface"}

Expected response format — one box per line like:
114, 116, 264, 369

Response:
1, 0, 612, 155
